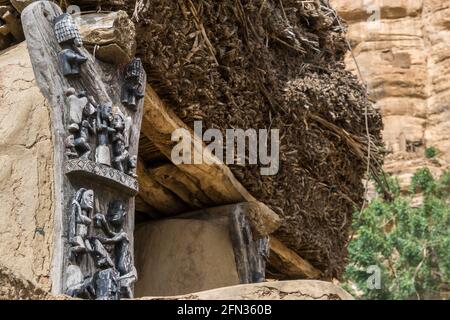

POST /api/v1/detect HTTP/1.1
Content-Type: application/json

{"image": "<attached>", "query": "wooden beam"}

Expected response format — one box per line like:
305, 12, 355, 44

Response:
135, 195, 158, 216
141, 85, 264, 205
140, 85, 282, 235
268, 237, 321, 280
150, 163, 215, 209
137, 159, 190, 216
139, 135, 165, 163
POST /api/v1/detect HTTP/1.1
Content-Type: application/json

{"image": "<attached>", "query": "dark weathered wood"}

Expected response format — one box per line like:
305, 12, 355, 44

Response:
137, 159, 189, 216
228, 209, 267, 284
141, 86, 283, 230
0, 6, 24, 41
22, 1, 145, 296
135, 195, 157, 215
150, 163, 215, 209
139, 135, 165, 163
267, 237, 321, 280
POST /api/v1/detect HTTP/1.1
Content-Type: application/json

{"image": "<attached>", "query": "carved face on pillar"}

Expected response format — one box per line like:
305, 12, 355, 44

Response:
54, 13, 83, 47
106, 200, 126, 228
100, 104, 114, 123
112, 113, 125, 132
80, 189, 94, 210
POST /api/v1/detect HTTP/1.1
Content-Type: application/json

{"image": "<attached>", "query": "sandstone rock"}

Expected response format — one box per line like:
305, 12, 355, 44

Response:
0, 42, 54, 291
77, 10, 136, 65
141, 280, 354, 300
331, 0, 450, 175
335, 0, 422, 22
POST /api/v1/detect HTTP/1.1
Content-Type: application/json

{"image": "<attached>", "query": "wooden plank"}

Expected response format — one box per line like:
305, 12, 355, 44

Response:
150, 163, 215, 209
135, 195, 158, 216
138, 135, 166, 163
141, 85, 276, 215
268, 237, 321, 280
141, 85, 259, 205
137, 159, 189, 216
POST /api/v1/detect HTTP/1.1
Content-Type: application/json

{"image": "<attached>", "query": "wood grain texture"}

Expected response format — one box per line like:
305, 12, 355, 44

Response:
22, 1, 145, 295
136, 159, 189, 216
141, 86, 254, 204
141, 85, 275, 207
150, 163, 215, 209
268, 237, 321, 280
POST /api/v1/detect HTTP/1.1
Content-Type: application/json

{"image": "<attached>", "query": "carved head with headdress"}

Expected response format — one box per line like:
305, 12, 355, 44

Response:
54, 13, 83, 47
107, 200, 126, 228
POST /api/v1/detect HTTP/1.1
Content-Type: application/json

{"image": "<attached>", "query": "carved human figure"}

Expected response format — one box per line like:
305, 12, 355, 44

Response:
54, 13, 87, 77
111, 113, 128, 171
90, 239, 120, 300
94, 200, 137, 298
65, 88, 97, 160
69, 189, 94, 259
65, 265, 92, 299
121, 58, 145, 111
66, 88, 89, 124
68, 120, 94, 160
66, 239, 119, 300
96, 104, 116, 166
127, 155, 138, 178
65, 133, 78, 159
111, 135, 129, 172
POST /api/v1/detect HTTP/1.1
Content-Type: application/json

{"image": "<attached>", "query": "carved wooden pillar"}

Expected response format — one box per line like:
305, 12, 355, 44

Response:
22, 1, 145, 299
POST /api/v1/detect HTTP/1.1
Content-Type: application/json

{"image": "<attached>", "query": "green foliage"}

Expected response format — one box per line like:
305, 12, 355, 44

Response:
344, 168, 450, 300
425, 147, 438, 159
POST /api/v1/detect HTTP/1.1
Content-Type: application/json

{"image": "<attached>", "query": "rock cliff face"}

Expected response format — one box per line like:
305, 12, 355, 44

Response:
0, 43, 54, 290
330, 0, 450, 187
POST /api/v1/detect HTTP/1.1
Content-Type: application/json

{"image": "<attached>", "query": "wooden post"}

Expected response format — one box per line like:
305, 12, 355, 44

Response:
22, 1, 145, 299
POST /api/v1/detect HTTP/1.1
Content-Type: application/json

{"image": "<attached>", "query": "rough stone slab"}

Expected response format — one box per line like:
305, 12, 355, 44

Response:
140, 280, 354, 300
77, 10, 136, 65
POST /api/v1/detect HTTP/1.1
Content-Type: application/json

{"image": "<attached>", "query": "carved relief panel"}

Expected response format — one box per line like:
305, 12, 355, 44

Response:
22, 1, 145, 299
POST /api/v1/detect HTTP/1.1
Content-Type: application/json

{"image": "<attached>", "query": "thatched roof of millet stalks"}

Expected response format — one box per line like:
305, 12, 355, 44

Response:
93, 0, 384, 278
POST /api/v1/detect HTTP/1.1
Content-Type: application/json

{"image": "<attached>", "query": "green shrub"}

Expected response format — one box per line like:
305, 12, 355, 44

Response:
344, 168, 450, 300
425, 147, 438, 159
